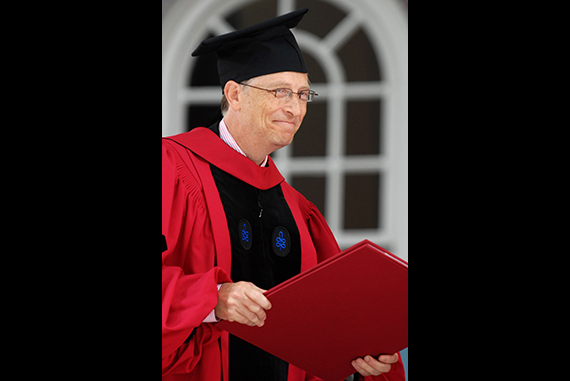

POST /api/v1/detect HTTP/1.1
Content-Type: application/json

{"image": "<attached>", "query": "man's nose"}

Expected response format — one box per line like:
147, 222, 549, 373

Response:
284, 95, 305, 116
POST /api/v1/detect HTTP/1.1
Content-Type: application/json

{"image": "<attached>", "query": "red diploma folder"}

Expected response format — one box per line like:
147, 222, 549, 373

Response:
217, 240, 408, 381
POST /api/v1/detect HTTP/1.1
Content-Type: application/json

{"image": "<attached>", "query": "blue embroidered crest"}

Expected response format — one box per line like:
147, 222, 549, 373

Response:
241, 224, 250, 242
238, 219, 252, 250
275, 231, 287, 250
272, 227, 291, 257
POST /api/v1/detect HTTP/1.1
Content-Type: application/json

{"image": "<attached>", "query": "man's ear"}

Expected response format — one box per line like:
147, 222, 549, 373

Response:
224, 81, 242, 112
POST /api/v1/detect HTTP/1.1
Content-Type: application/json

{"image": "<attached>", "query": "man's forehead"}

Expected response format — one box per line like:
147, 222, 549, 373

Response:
253, 72, 310, 88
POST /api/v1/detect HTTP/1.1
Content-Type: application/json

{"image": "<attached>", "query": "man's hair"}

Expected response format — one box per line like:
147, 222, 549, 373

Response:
221, 94, 229, 116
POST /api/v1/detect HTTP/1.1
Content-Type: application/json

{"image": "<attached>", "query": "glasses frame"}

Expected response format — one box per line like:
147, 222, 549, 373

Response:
240, 82, 318, 103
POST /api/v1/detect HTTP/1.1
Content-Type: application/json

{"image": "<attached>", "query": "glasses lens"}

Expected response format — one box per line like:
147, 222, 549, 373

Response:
275, 89, 291, 99
306, 91, 317, 103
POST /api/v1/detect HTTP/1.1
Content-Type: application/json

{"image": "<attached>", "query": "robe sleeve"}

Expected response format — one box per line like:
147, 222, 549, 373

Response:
301, 200, 406, 381
162, 142, 232, 376
302, 200, 341, 262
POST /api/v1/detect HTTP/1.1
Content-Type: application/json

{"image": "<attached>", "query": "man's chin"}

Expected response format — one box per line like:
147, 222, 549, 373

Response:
270, 135, 295, 152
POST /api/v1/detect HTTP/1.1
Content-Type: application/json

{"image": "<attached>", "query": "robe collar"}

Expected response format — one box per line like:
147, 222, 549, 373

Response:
164, 125, 285, 190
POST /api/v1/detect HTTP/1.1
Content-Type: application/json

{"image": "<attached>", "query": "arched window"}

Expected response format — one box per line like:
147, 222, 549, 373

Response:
163, 0, 408, 260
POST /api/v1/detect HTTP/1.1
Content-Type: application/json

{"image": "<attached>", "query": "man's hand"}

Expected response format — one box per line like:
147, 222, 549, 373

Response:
215, 282, 272, 327
351, 353, 399, 377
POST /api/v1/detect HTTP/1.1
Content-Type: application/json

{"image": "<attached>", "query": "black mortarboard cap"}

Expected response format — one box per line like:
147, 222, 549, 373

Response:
192, 9, 309, 89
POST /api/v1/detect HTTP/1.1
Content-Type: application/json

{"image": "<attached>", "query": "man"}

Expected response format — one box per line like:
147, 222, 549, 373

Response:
162, 9, 405, 381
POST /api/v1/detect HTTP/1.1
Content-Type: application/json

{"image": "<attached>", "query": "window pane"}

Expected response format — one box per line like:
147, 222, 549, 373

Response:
343, 173, 380, 230
293, 101, 327, 157
225, 0, 277, 29
345, 100, 381, 156
296, 0, 346, 39
337, 28, 381, 82
291, 175, 327, 218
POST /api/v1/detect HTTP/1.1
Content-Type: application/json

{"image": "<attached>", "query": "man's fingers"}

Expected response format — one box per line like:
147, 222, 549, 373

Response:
352, 359, 375, 377
351, 355, 393, 377
235, 309, 260, 327
244, 286, 272, 310
241, 283, 271, 326
223, 301, 261, 327
378, 353, 399, 364
245, 301, 267, 325
240, 298, 267, 327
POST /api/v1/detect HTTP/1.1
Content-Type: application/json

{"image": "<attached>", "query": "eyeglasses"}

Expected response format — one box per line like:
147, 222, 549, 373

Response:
240, 83, 318, 103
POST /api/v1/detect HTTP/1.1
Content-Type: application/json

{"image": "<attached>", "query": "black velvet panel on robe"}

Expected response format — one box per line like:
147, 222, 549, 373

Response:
208, 125, 301, 381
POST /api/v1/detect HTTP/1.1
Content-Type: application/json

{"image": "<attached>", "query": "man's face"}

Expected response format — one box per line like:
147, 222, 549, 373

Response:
240, 71, 309, 151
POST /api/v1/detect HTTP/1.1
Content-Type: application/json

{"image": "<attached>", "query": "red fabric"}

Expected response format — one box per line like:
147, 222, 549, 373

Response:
162, 128, 405, 381
162, 141, 233, 379
174, 127, 284, 190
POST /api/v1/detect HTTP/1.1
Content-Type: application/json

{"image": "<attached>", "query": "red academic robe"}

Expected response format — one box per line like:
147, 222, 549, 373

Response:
162, 127, 405, 381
